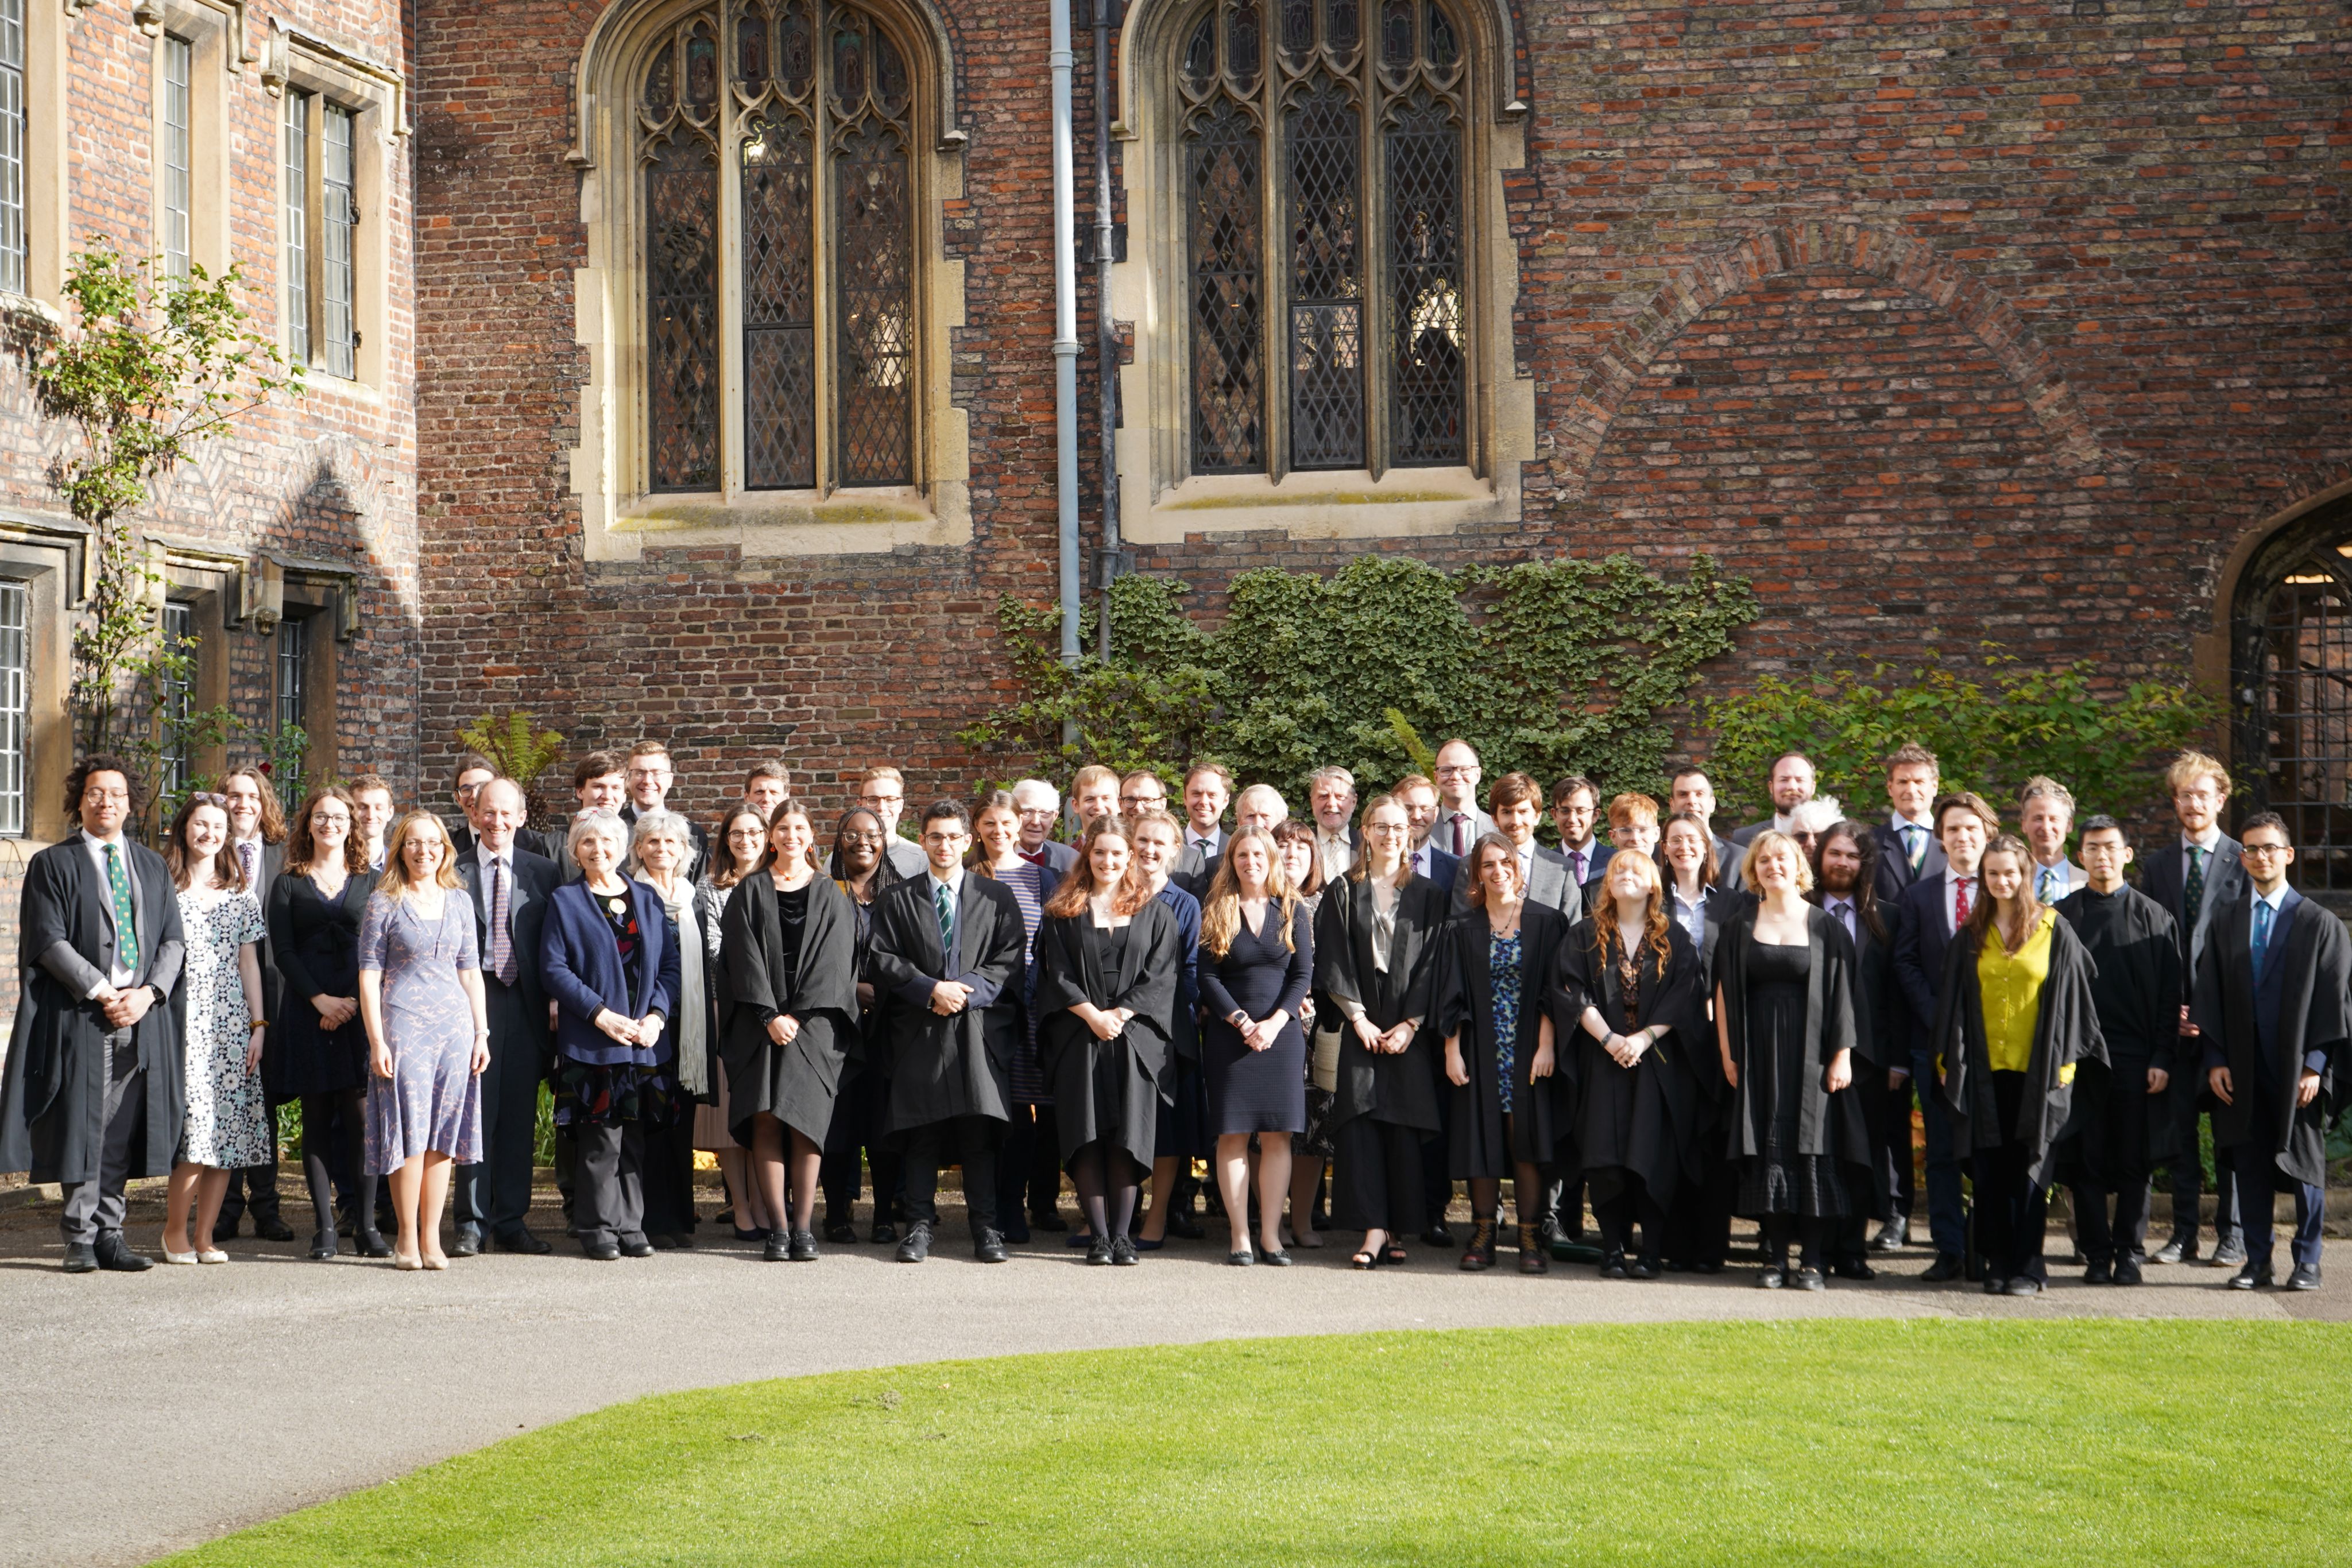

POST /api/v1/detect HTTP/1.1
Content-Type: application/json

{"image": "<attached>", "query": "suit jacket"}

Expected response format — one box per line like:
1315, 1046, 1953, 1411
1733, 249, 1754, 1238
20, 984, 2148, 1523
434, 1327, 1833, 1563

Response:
1407, 842, 1460, 895
1871, 820, 1947, 905
2140, 833, 2246, 1001
1175, 828, 1228, 882
1890, 870, 1968, 1056
2192, 887, 2350, 1186
867, 871, 1028, 1130
0, 832, 187, 1183
455, 843, 560, 1022
1023, 840, 1079, 877
1710, 834, 1746, 893
539, 877, 681, 1066
1432, 804, 1495, 860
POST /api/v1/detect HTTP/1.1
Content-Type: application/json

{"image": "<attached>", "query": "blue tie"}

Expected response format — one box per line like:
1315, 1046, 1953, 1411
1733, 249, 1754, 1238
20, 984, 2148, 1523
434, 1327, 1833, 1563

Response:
2252, 899, 2274, 984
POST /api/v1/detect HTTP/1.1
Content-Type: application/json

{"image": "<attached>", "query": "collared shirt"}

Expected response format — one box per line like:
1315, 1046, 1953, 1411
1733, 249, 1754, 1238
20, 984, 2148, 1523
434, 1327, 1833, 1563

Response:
1824, 895, 1858, 944
1891, 812, 1935, 869
1410, 843, 1441, 880
927, 866, 965, 967
1186, 828, 1223, 858
1670, 884, 1707, 947
1314, 826, 1353, 882
2030, 857, 2078, 904
232, 834, 263, 891
1016, 843, 1051, 868
1438, 808, 1481, 857
81, 830, 140, 990
474, 841, 514, 924
1942, 866, 1979, 935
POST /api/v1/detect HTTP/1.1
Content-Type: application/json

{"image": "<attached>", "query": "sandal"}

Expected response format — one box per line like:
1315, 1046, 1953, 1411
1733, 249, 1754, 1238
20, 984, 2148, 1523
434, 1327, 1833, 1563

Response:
1351, 1249, 1379, 1270
1382, 1240, 1409, 1267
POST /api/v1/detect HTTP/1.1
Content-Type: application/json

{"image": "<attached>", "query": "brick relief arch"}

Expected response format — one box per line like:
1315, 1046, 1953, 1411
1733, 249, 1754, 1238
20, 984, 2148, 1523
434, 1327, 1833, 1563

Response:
1557, 220, 2110, 491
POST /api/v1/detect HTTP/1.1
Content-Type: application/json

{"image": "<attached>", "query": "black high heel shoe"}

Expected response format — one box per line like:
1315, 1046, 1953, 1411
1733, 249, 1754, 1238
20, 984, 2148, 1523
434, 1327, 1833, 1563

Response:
308, 1230, 338, 1261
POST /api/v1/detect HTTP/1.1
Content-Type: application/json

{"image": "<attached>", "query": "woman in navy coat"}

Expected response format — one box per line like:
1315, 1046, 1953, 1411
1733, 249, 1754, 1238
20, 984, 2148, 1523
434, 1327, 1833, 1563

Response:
540, 810, 680, 1260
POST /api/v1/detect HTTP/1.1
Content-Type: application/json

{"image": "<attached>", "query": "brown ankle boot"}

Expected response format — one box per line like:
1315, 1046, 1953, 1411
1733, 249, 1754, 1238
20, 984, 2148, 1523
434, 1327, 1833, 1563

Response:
1459, 1217, 1496, 1271
1518, 1222, 1549, 1273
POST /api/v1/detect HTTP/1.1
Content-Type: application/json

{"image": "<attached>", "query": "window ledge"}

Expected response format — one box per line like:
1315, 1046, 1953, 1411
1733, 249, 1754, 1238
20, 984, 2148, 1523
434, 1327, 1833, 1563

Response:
1134, 466, 1510, 543
0, 291, 63, 332
604, 486, 970, 558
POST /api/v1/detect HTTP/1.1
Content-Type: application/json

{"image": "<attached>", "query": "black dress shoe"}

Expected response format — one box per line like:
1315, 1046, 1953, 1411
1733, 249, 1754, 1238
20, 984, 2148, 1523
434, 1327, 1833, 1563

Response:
896, 1222, 934, 1263
647, 1233, 684, 1251
1167, 1211, 1204, 1240
1085, 1234, 1115, 1265
1000, 1218, 1032, 1244
211, 1215, 242, 1244
1629, 1255, 1661, 1281
1869, 1218, 1909, 1253
308, 1232, 339, 1261
1030, 1209, 1069, 1233
1830, 1257, 1875, 1281
253, 1213, 296, 1242
2228, 1262, 2273, 1290
2114, 1255, 2144, 1286
2287, 1263, 2323, 1291
617, 1236, 656, 1259
824, 1222, 858, 1245
61, 1241, 98, 1273
788, 1230, 819, 1262
872, 1221, 900, 1246
2209, 1237, 2247, 1270
974, 1228, 1009, 1264
1693, 1260, 1725, 1276
2082, 1257, 2113, 1286
1226, 1249, 1255, 1266
1920, 1252, 1966, 1283
449, 1228, 482, 1259
1600, 1250, 1628, 1280
1423, 1222, 1455, 1249
1111, 1235, 1140, 1265
1756, 1265, 1785, 1290
582, 1238, 621, 1261
763, 1231, 790, 1262
95, 1234, 154, 1271
2152, 1233, 2194, 1265
1793, 1267, 1827, 1292
2003, 1276, 2043, 1297
494, 1226, 553, 1255
354, 1232, 394, 1260
1983, 1276, 2009, 1296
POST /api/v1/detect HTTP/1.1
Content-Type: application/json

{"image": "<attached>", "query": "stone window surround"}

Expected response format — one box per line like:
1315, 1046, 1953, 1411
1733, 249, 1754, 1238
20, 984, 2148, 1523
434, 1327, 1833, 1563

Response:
1111, 0, 1535, 544
565, 0, 973, 563
0, 512, 85, 843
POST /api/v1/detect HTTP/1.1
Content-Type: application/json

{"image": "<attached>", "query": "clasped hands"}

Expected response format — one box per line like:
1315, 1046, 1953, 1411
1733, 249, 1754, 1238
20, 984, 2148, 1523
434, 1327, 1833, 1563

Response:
93, 982, 156, 1031
596, 1007, 666, 1048
310, 992, 359, 1031
1350, 1015, 1414, 1055
930, 979, 974, 1017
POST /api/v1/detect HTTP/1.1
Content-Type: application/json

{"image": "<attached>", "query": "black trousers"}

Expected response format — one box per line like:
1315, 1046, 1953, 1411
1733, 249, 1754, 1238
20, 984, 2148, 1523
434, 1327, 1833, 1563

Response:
1420, 1132, 1454, 1230
641, 1116, 697, 1235
215, 1157, 283, 1227
1589, 1168, 1667, 1260
571, 1120, 647, 1246
1974, 1073, 2047, 1281
455, 981, 543, 1238
901, 1114, 1001, 1233
2072, 1178, 2150, 1265
1869, 1068, 1917, 1222
996, 1102, 1063, 1222
1663, 1149, 1737, 1268
2164, 1093, 2240, 1245
820, 1069, 903, 1225
1330, 1116, 1425, 1234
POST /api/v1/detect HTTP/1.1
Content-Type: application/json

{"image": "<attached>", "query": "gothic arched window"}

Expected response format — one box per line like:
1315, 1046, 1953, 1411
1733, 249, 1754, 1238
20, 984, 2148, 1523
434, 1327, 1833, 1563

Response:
1179, 0, 1465, 476
639, 1, 916, 494
2232, 499, 2352, 899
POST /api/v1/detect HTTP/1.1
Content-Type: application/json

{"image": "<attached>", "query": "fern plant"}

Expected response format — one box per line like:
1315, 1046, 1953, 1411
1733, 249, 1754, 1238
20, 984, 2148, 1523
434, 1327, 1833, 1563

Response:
457, 710, 566, 789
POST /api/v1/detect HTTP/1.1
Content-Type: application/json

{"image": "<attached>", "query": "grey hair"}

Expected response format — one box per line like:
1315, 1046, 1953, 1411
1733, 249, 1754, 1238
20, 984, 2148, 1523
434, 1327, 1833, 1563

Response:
1011, 777, 1061, 810
567, 808, 628, 864
2017, 774, 2076, 818
1236, 783, 1289, 819
1788, 796, 1846, 834
1309, 765, 1357, 793
628, 807, 692, 855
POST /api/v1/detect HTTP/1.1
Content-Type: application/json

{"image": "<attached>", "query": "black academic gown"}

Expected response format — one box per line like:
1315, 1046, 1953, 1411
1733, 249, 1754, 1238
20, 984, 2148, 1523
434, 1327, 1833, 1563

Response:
2054, 884, 2183, 1187
0, 834, 187, 1184
868, 873, 1028, 1135
2191, 891, 2351, 1189
1434, 902, 1569, 1178
1314, 875, 1448, 1136
1715, 905, 1873, 1178
1032, 901, 1184, 1170
1836, 899, 1903, 1222
1930, 912, 2107, 1188
718, 873, 860, 1145
1551, 918, 1707, 1206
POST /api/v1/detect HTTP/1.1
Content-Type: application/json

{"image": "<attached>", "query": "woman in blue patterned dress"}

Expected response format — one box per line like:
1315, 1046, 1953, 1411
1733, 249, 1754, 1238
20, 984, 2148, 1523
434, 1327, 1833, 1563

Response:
159, 793, 271, 1265
358, 811, 489, 1271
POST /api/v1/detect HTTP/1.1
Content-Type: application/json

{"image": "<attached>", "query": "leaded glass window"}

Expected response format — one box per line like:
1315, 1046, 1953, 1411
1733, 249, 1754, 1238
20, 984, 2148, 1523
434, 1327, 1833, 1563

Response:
283, 90, 311, 366
321, 102, 357, 380
1179, 0, 1465, 476
159, 601, 193, 799
160, 34, 192, 281
0, 0, 24, 300
0, 580, 24, 837
639, 1, 918, 494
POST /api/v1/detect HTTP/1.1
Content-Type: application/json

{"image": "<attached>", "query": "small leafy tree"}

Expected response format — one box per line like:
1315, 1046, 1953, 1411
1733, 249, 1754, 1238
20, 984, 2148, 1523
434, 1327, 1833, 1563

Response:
28, 241, 302, 761
1703, 651, 2218, 824
457, 710, 568, 791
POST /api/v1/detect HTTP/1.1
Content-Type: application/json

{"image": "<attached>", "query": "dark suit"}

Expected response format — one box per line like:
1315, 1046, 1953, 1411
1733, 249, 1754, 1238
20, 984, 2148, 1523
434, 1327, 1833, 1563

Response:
1407, 842, 1460, 895
1709, 834, 1746, 893
2141, 832, 2247, 1250
1175, 828, 1227, 882
1871, 820, 1946, 907
454, 843, 559, 1239
1891, 870, 1971, 1260
215, 838, 287, 1234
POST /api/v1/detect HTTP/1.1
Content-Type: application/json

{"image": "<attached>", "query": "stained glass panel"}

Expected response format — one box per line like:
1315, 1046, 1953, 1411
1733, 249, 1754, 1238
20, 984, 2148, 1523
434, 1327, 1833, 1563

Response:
742, 113, 814, 489
779, 0, 814, 94
737, 11, 769, 88
1325, 0, 1359, 52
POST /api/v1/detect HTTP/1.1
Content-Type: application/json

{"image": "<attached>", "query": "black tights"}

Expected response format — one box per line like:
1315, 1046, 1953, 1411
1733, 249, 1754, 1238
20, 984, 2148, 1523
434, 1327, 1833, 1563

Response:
1070, 1141, 1139, 1243
1762, 1213, 1826, 1271
1467, 1160, 1547, 1228
300, 1090, 374, 1242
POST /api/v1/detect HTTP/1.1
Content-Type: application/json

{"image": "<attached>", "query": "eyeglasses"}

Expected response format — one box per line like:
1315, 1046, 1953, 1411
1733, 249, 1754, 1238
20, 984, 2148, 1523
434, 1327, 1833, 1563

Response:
2239, 842, 2288, 858
1434, 765, 1477, 777
840, 830, 885, 845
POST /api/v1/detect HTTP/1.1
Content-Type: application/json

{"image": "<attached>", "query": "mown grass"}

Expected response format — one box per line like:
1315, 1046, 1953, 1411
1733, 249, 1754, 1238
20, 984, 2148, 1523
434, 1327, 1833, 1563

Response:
167, 1319, 2348, 1567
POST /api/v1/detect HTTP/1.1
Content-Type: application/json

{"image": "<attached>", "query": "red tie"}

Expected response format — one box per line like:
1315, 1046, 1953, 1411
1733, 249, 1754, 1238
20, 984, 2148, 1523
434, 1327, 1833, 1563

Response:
1451, 815, 1468, 857
1953, 876, 1975, 928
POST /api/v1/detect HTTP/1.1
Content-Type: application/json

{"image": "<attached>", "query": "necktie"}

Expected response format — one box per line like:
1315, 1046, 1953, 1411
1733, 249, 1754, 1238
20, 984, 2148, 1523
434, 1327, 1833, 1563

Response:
105, 843, 140, 974
2037, 866, 2057, 903
2184, 845, 2207, 922
1571, 848, 1586, 884
2252, 899, 2274, 985
1953, 875, 1975, 930
934, 881, 956, 963
238, 840, 257, 887
1832, 899, 1854, 940
1018, 846, 1047, 868
1903, 825, 1925, 871
1450, 814, 1467, 857
488, 858, 516, 985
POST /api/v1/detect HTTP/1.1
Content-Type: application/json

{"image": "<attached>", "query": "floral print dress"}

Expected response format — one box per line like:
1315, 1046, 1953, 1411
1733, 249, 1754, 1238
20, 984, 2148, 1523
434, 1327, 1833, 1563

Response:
175, 884, 272, 1168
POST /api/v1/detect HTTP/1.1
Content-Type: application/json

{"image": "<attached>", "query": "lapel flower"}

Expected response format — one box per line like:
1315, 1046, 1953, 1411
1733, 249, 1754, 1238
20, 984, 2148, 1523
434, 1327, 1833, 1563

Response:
606, 896, 626, 917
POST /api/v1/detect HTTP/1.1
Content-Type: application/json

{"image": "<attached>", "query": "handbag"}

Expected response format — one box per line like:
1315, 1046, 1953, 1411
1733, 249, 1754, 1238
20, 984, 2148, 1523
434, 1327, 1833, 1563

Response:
1311, 1019, 1344, 1094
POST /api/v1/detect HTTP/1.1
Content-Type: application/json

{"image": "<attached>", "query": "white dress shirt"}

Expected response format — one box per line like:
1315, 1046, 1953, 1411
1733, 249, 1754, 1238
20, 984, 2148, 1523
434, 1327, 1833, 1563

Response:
80, 830, 141, 990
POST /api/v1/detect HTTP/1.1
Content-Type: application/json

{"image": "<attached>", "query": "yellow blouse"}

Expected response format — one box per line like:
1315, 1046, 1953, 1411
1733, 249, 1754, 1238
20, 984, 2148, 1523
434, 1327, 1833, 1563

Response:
1976, 909, 2054, 1075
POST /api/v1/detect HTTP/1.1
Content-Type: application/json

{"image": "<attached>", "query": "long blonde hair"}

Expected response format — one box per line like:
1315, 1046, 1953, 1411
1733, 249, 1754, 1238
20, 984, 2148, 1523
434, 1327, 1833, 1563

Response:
1200, 826, 1301, 959
378, 811, 463, 902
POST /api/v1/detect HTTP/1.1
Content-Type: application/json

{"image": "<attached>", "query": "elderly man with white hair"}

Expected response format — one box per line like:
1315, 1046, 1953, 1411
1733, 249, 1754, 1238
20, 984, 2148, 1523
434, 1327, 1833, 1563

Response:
1010, 779, 1077, 874
1234, 784, 1289, 835
1786, 796, 1846, 865
1308, 766, 1358, 884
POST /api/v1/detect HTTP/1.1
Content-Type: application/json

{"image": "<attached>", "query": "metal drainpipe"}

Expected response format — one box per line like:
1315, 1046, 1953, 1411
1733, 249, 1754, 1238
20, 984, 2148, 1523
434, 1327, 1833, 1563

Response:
1093, 0, 1121, 663
1051, 0, 1082, 743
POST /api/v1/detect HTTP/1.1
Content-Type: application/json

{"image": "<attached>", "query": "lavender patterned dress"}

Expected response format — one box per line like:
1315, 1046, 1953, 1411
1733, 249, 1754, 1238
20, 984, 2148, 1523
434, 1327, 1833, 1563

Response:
359, 890, 484, 1175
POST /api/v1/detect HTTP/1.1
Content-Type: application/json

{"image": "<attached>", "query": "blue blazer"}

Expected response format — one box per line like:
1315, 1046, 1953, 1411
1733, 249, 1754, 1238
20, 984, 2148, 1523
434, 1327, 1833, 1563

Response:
540, 877, 681, 1067
1890, 872, 1961, 1056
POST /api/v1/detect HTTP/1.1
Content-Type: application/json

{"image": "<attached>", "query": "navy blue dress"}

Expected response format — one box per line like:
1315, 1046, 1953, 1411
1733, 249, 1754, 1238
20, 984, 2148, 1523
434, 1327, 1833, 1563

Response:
1198, 902, 1314, 1136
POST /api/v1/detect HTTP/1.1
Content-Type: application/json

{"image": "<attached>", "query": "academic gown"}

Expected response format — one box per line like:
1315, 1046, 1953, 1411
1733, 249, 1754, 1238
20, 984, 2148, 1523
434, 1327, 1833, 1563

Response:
2053, 884, 2183, 1187
2191, 891, 2351, 1189
1032, 901, 1184, 1170
1929, 913, 2108, 1188
1550, 918, 1707, 1206
1714, 904, 1873, 1184
1434, 902, 1569, 1178
0, 834, 187, 1184
717, 874, 860, 1145
1836, 899, 1903, 1221
867, 873, 1028, 1135
1314, 875, 1448, 1136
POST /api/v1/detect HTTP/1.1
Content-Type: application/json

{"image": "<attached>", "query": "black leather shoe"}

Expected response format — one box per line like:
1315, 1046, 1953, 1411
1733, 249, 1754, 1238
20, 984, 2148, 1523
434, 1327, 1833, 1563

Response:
494, 1226, 553, 1255
647, 1233, 684, 1251
2287, 1263, 2323, 1291
1629, 1255, 1661, 1281
974, 1228, 1009, 1264
1982, 1275, 2008, 1295
617, 1236, 655, 1259
1423, 1222, 1455, 1249
1831, 1257, 1876, 1282
825, 1222, 858, 1245
253, 1213, 296, 1242
1167, 1210, 1204, 1240
2209, 1237, 2247, 1269
896, 1222, 934, 1263
2228, 1261, 2274, 1290
1227, 1249, 1255, 1265
1756, 1265, 1785, 1290
1600, 1250, 1628, 1280
788, 1230, 819, 1262
1870, 1217, 1909, 1253
1793, 1267, 1827, 1292
1000, 1218, 1032, 1244
354, 1232, 394, 1260
1111, 1235, 1140, 1266
2152, 1233, 2194, 1265
2082, 1257, 2113, 1286
582, 1238, 621, 1261
763, 1231, 790, 1263
2003, 1275, 2042, 1297
1920, 1252, 1966, 1283
1085, 1234, 1115, 1265
95, 1234, 154, 1271
61, 1241, 98, 1273
871, 1221, 899, 1245
1258, 1248, 1292, 1267
1030, 1209, 1069, 1233
2114, 1255, 2144, 1286
308, 1232, 338, 1261
449, 1227, 482, 1259
211, 1214, 242, 1244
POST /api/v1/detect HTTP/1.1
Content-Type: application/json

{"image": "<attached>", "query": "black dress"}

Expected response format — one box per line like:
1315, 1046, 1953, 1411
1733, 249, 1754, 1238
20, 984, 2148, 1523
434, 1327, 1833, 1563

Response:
1732, 940, 1848, 1218
1033, 903, 1185, 1171
720, 876, 860, 1145
264, 870, 373, 1101
1198, 902, 1314, 1136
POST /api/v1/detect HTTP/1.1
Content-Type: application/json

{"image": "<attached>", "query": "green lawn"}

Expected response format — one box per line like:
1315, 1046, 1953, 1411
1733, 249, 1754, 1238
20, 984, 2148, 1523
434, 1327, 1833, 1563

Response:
169, 1321, 2346, 1567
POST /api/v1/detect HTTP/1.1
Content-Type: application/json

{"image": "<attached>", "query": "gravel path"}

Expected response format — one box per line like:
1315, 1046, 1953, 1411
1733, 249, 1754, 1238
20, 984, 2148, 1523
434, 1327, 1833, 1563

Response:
2, 1191, 2340, 1568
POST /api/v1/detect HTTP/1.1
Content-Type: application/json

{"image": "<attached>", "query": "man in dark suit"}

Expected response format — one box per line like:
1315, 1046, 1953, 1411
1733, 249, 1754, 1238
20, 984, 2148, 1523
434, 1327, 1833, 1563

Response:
1890, 788, 1998, 1281
450, 753, 551, 862
0, 756, 186, 1272
1395, 772, 1460, 895
1731, 751, 1817, 848
1432, 739, 1495, 860
210, 765, 295, 1243
1870, 741, 1946, 904
1176, 761, 1233, 880
2137, 750, 2247, 1268
1012, 778, 1079, 875
1668, 766, 1743, 890
452, 777, 560, 1255
620, 740, 707, 882
2194, 813, 2346, 1291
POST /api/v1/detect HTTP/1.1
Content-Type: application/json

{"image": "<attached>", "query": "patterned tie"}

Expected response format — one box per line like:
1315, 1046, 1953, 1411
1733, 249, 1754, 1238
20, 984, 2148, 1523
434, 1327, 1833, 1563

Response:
105, 842, 139, 974
2037, 866, 2057, 903
935, 881, 956, 964
2252, 899, 2274, 985
488, 857, 516, 985
238, 839, 257, 887
1953, 875, 1975, 930
1903, 825, 1925, 871
2184, 845, 2207, 924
